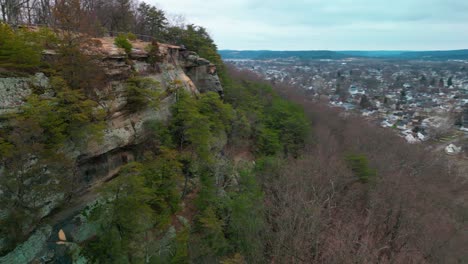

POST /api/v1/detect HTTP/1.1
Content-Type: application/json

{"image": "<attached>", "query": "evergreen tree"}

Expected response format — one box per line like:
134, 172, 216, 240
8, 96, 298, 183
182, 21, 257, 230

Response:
0, 24, 53, 70
359, 94, 372, 109
448, 76, 453, 86
136, 2, 167, 37
346, 154, 377, 184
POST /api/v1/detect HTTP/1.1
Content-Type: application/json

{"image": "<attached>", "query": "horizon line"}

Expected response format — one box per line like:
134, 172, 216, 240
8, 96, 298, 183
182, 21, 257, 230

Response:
219, 49, 468, 52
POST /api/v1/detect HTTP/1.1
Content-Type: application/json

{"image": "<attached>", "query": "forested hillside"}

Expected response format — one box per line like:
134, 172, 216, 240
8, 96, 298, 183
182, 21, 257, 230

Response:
0, 1, 467, 263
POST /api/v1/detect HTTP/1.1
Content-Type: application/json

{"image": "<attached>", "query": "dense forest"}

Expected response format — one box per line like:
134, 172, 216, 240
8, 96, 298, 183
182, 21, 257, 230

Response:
0, 1, 467, 263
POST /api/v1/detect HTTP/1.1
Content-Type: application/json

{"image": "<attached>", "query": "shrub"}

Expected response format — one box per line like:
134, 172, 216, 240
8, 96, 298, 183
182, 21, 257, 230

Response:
345, 154, 377, 183
126, 32, 137, 41
114, 34, 133, 54
85, 156, 183, 262
0, 24, 44, 70
146, 42, 164, 67
255, 127, 281, 156
125, 77, 161, 112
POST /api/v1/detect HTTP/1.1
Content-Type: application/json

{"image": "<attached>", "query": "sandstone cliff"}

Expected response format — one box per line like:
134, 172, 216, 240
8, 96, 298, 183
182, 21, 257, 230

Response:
0, 37, 223, 263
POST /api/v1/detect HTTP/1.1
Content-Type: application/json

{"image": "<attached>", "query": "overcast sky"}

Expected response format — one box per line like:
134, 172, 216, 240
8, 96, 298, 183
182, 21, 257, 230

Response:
149, 0, 468, 51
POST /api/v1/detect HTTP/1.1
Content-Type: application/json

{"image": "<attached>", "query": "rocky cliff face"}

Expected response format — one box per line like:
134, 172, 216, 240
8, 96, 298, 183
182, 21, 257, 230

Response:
0, 73, 49, 115
0, 38, 223, 262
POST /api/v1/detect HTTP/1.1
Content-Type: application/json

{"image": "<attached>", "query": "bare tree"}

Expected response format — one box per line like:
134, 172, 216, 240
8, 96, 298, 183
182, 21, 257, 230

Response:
0, 0, 28, 24
229, 65, 468, 263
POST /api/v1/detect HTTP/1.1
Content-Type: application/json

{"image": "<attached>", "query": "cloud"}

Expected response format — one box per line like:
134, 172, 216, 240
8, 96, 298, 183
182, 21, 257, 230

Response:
148, 0, 468, 50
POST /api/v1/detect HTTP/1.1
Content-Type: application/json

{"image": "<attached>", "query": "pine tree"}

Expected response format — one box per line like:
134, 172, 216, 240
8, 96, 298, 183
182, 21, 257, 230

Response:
0, 24, 43, 70
136, 3, 167, 37
448, 76, 453, 87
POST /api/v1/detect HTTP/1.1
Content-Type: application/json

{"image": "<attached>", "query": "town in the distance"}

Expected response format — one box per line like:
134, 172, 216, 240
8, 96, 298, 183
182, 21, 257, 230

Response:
222, 50, 468, 157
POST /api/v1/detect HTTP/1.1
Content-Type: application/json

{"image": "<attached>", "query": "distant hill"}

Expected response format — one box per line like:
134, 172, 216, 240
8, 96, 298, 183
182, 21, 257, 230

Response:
219, 50, 350, 60
397, 50, 468, 60
337, 51, 406, 57
220, 49, 468, 61
339, 50, 468, 60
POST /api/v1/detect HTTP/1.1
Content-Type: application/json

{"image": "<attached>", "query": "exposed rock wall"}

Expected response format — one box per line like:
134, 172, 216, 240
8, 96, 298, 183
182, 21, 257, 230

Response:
0, 39, 223, 261
0, 40, 218, 187
0, 73, 49, 115
181, 51, 223, 94
69, 41, 203, 190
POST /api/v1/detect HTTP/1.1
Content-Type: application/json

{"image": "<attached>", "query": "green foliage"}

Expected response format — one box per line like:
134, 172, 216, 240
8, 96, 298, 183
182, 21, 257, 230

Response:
126, 32, 137, 41
170, 91, 234, 164
345, 154, 377, 183
0, 24, 56, 70
256, 127, 281, 156
170, 226, 190, 264
254, 156, 285, 175
0, 75, 104, 163
198, 92, 235, 135
188, 163, 265, 263
163, 24, 225, 79
224, 169, 264, 262
198, 206, 230, 254
141, 148, 183, 220
171, 91, 211, 162
125, 77, 161, 112
146, 42, 164, 66
189, 196, 229, 263
85, 150, 183, 262
0, 210, 30, 254
137, 3, 168, 37
448, 76, 453, 86
85, 163, 156, 263
145, 120, 175, 149
54, 36, 107, 97
0, 72, 105, 252
18, 77, 105, 147
180, 25, 222, 67
0, 137, 14, 157
0, 127, 73, 254
228, 110, 252, 148
115, 34, 133, 54
0, 18, 309, 262
221, 254, 246, 264
223, 77, 309, 157
264, 98, 309, 156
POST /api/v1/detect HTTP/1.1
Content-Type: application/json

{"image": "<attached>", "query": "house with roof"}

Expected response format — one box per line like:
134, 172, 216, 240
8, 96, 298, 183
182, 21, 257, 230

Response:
349, 85, 365, 95
445, 144, 462, 155
417, 130, 429, 141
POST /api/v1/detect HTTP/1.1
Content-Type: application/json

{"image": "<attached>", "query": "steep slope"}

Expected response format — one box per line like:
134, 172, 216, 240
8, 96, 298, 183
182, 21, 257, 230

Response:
0, 36, 224, 262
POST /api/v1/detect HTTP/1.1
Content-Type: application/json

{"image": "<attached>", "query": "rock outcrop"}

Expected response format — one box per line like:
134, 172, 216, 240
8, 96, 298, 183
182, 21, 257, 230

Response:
181, 51, 223, 94
0, 73, 49, 115
0, 37, 223, 261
